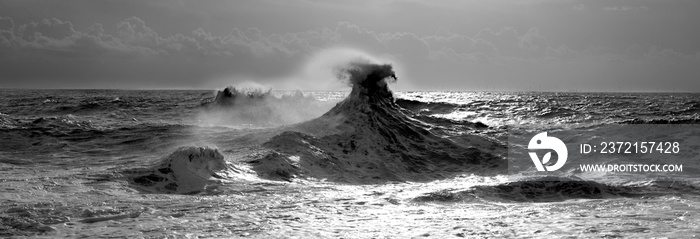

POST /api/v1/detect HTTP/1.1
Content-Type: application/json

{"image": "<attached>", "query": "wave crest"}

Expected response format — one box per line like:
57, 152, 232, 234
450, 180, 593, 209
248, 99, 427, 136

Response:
334, 62, 396, 100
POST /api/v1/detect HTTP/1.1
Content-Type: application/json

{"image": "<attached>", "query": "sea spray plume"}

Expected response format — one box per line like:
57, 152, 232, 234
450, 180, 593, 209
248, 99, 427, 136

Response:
291, 47, 388, 90
333, 62, 397, 101
211, 86, 273, 106
200, 86, 336, 126
201, 48, 388, 127
252, 58, 506, 183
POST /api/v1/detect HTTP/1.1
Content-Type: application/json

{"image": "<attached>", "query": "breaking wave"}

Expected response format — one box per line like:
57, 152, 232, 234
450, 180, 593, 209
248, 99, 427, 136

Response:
126, 146, 233, 194
250, 60, 506, 183
200, 87, 336, 127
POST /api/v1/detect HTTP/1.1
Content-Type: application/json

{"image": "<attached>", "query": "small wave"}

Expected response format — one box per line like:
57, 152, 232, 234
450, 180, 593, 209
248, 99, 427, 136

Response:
395, 99, 461, 114
0, 113, 20, 129
410, 114, 489, 129
0, 115, 99, 135
126, 146, 233, 194
536, 106, 578, 118
54, 101, 103, 112
618, 118, 700, 124
0, 115, 112, 165
413, 177, 700, 203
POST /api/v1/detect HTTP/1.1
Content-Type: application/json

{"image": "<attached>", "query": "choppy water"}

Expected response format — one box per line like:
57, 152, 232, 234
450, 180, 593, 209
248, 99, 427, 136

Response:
1, 88, 700, 238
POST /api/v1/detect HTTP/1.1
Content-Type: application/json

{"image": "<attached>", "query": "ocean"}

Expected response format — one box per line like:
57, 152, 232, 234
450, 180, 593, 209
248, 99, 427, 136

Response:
2, 65, 700, 237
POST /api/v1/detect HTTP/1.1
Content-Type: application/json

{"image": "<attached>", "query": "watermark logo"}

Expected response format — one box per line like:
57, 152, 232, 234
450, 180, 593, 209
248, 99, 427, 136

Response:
528, 132, 568, 171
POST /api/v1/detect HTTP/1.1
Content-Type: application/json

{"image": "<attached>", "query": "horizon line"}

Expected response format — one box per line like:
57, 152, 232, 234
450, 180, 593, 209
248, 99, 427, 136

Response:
0, 87, 697, 93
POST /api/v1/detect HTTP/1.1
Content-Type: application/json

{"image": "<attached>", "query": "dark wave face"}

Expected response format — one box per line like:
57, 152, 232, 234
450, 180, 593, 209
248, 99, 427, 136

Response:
395, 98, 459, 114
413, 177, 700, 203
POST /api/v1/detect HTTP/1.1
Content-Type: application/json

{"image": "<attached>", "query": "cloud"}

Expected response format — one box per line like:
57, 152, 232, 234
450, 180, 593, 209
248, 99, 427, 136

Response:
603, 5, 649, 11
519, 28, 549, 57
0, 16, 338, 60
425, 27, 553, 60
378, 32, 430, 60
624, 44, 646, 60
333, 22, 386, 54
546, 45, 580, 61
1, 15, 690, 66
0, 15, 698, 91
0, 17, 14, 47
622, 44, 695, 65
475, 27, 521, 56
644, 45, 695, 65
0, 16, 332, 88
422, 28, 497, 57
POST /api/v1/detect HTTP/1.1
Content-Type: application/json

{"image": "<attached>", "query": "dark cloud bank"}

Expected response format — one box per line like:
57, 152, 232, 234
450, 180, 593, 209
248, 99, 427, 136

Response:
0, 15, 699, 91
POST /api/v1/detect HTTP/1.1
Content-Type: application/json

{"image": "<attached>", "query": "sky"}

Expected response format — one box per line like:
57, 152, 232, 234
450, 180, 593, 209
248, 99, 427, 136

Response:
1, 0, 699, 91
